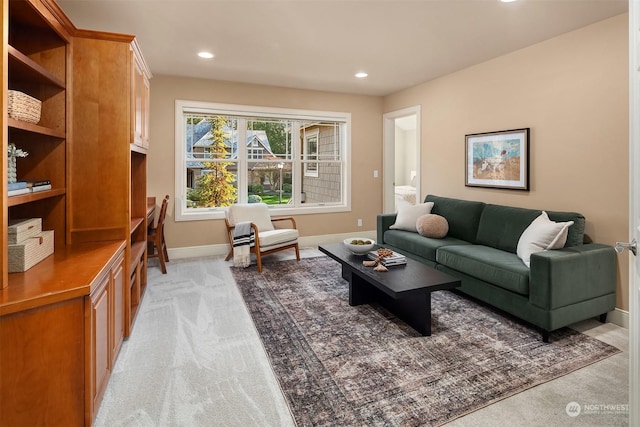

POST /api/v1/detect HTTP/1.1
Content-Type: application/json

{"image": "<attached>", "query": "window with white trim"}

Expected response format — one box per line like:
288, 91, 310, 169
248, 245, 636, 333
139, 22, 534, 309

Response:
175, 100, 351, 221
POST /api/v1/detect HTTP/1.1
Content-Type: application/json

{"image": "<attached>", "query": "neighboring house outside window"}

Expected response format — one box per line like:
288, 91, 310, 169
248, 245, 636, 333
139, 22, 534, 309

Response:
175, 100, 351, 221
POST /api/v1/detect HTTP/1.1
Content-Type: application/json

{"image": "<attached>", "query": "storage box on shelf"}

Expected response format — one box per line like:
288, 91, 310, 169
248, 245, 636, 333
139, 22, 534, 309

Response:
8, 229, 54, 272
7, 218, 53, 273
8, 217, 42, 243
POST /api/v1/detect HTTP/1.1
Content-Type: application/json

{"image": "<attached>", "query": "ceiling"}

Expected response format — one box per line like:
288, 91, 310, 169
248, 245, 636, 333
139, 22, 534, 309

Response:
57, 0, 628, 97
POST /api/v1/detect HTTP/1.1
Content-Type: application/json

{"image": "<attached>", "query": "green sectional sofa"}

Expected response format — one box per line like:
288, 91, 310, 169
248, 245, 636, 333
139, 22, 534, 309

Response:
377, 195, 617, 342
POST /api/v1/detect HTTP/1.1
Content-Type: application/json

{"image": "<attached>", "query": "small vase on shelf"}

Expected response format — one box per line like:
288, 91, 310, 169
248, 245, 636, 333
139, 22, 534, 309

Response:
8, 156, 17, 184
7, 143, 28, 184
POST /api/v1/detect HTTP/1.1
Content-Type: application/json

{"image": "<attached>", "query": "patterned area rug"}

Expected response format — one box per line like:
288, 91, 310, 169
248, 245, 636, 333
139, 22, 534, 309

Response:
231, 256, 620, 427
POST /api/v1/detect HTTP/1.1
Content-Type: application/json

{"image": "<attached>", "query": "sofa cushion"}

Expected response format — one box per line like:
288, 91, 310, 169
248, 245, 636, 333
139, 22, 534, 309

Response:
545, 211, 585, 247
476, 204, 540, 253
436, 245, 530, 296
476, 205, 586, 253
383, 229, 470, 263
389, 202, 434, 232
425, 195, 485, 243
416, 214, 449, 238
516, 211, 574, 267
258, 229, 299, 249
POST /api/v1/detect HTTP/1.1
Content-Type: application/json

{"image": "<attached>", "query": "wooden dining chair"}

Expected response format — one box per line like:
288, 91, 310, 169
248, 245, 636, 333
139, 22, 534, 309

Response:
148, 195, 170, 274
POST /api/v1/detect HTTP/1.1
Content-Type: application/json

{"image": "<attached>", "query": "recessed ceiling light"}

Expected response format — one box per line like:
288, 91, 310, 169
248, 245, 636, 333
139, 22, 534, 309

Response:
355, 72, 368, 78
500, 0, 517, 3
198, 51, 214, 59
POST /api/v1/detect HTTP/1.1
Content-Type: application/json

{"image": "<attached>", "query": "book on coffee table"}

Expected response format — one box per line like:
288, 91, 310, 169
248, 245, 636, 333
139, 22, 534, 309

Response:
366, 250, 407, 266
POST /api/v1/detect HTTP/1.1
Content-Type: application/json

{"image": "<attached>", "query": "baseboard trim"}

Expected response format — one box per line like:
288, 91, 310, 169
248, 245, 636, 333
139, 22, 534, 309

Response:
166, 230, 377, 260
608, 307, 629, 328
165, 232, 629, 329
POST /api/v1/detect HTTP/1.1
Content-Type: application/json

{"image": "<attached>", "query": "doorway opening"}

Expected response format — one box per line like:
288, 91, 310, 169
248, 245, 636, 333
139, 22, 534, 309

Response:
383, 106, 421, 213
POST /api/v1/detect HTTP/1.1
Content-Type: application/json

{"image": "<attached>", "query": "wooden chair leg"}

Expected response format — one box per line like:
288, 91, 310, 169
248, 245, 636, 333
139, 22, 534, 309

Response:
162, 241, 169, 262
225, 248, 233, 261
256, 253, 263, 272
158, 248, 167, 274
294, 244, 300, 261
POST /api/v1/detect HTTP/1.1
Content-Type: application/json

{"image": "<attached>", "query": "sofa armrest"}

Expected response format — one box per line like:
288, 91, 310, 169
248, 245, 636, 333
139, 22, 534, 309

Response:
377, 213, 397, 244
529, 243, 617, 310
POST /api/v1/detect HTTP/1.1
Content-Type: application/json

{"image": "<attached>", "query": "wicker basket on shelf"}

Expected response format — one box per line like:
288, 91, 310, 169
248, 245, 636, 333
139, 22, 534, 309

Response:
8, 90, 42, 124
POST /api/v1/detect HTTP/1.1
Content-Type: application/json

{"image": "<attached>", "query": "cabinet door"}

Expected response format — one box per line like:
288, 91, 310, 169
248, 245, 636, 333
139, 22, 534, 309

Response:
142, 72, 150, 147
111, 254, 125, 361
0, 299, 85, 426
132, 50, 150, 148
90, 274, 111, 416
133, 55, 145, 147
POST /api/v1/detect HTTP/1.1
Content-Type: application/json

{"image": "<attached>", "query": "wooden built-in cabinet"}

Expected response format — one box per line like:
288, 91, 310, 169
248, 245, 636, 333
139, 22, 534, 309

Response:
1, 241, 126, 426
1, 0, 151, 424
71, 30, 152, 336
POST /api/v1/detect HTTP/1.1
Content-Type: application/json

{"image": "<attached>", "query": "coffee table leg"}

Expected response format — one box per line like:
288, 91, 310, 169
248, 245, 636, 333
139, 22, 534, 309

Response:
423, 292, 432, 336
395, 292, 432, 336
348, 270, 375, 306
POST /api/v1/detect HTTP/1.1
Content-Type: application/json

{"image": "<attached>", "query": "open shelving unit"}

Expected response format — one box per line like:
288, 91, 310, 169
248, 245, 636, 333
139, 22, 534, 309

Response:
5, 0, 69, 270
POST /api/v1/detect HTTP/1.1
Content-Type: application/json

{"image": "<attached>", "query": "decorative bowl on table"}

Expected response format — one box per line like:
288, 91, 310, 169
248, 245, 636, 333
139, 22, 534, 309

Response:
343, 237, 375, 255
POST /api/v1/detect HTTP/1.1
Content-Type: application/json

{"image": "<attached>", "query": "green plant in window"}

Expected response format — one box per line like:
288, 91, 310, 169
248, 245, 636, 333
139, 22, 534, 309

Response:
198, 116, 237, 207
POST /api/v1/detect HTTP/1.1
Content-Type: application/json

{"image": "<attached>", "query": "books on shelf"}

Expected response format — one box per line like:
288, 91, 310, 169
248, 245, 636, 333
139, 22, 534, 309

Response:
366, 249, 407, 266
8, 187, 30, 197
30, 184, 52, 192
26, 179, 51, 188
8, 179, 52, 196
8, 181, 27, 191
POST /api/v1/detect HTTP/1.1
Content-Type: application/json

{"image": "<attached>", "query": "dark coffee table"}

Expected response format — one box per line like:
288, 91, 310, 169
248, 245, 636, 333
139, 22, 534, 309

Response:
318, 243, 461, 336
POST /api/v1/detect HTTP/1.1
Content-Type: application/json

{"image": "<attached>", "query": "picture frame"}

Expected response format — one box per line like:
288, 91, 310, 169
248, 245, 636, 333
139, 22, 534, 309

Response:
465, 128, 530, 191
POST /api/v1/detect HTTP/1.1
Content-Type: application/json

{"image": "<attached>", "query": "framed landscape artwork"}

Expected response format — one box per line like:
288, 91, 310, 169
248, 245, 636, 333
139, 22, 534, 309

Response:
465, 128, 530, 190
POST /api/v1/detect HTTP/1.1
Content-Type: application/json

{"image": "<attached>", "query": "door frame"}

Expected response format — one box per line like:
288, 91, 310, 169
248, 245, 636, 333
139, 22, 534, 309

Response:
629, 2, 639, 424
382, 105, 421, 213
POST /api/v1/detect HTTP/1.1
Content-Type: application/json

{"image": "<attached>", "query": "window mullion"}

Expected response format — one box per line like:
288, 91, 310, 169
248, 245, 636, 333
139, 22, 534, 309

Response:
237, 118, 248, 203
292, 121, 301, 207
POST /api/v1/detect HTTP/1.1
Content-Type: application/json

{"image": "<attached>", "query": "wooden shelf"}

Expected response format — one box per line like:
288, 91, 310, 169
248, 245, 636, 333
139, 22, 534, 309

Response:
8, 118, 65, 138
7, 188, 65, 207
130, 241, 146, 267
130, 142, 147, 155
130, 217, 144, 235
8, 45, 66, 89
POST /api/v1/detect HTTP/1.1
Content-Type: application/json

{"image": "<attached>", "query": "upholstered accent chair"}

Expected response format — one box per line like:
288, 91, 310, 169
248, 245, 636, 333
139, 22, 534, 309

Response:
224, 203, 300, 272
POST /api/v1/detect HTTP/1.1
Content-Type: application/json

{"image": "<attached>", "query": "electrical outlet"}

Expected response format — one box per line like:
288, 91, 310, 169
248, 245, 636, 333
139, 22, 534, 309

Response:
357, 218, 363, 227
373, 170, 379, 178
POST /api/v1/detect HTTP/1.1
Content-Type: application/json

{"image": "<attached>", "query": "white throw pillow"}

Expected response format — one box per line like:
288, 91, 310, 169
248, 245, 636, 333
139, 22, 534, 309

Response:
389, 202, 434, 232
517, 211, 574, 268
